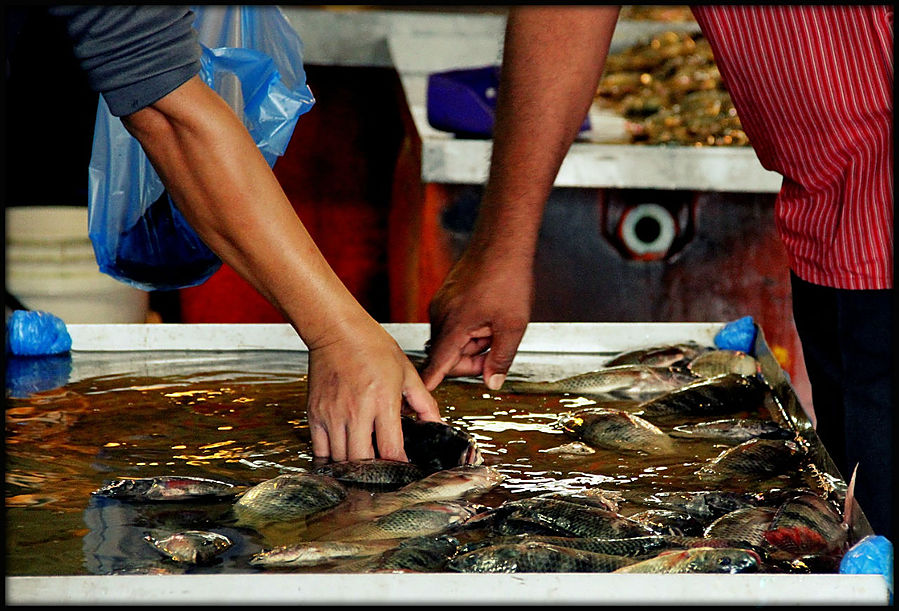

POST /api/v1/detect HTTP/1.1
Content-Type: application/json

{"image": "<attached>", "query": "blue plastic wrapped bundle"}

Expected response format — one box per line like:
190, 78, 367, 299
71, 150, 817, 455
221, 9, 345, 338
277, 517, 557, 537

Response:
714, 315, 757, 354
6, 310, 72, 356
840, 535, 894, 602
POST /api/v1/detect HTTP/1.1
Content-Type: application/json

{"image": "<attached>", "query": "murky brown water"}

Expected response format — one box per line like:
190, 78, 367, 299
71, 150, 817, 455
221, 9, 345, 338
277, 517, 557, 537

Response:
5, 351, 828, 576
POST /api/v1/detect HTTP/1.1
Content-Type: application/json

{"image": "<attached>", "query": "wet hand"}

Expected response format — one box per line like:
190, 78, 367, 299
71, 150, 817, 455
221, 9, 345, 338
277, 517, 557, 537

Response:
421, 253, 533, 392
306, 324, 441, 462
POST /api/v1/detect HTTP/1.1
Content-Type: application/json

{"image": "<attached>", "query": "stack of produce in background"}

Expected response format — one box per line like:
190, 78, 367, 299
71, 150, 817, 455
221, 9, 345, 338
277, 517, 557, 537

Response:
596, 23, 749, 147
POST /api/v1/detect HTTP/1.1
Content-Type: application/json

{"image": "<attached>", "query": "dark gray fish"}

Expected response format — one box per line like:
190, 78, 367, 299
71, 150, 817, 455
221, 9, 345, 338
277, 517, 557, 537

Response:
448, 541, 638, 573
604, 341, 711, 368
612, 546, 761, 574
635, 373, 770, 421
323, 500, 485, 541
398, 416, 482, 473
503, 365, 698, 401
559, 408, 675, 454
496, 497, 656, 539
617, 490, 761, 524
695, 438, 806, 482
373, 535, 460, 572
458, 535, 708, 558
143, 530, 232, 565
670, 418, 795, 443
92, 476, 246, 502
703, 506, 779, 547
687, 349, 760, 378
313, 459, 425, 489
763, 492, 849, 555
232, 473, 347, 525
628, 509, 705, 537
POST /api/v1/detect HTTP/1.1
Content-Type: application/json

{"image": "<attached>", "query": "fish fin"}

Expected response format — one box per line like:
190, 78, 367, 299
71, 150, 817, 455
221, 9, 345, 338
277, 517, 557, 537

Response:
763, 525, 828, 555
842, 463, 858, 530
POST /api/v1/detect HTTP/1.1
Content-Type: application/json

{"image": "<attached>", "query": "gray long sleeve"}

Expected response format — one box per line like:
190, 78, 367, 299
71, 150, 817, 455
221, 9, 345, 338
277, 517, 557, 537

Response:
49, 6, 202, 116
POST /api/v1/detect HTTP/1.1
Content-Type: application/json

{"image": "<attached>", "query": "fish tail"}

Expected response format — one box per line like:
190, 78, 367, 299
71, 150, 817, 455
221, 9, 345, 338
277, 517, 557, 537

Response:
842, 463, 858, 530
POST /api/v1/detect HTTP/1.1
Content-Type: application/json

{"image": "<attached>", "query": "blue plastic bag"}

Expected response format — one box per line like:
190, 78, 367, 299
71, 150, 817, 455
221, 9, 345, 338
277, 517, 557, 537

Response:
87, 6, 315, 291
6, 310, 72, 356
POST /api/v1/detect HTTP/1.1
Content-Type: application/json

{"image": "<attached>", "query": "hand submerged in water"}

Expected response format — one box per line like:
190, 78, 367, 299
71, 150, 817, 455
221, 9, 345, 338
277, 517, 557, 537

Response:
306, 320, 442, 462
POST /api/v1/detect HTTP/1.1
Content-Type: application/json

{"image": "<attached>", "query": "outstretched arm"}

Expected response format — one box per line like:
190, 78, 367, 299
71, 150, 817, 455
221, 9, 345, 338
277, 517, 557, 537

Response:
422, 6, 621, 391
121, 75, 441, 461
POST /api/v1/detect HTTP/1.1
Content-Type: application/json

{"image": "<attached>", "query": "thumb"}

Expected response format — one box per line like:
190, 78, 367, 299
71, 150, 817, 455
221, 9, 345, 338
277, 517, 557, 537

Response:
483, 326, 525, 390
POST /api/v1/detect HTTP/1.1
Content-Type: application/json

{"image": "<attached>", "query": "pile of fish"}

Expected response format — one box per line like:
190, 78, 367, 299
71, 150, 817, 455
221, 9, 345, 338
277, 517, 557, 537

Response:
90, 342, 858, 575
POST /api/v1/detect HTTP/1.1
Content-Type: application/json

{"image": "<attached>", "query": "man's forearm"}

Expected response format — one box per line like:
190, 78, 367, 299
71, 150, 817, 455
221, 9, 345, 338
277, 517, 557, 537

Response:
471, 6, 620, 262
121, 76, 369, 349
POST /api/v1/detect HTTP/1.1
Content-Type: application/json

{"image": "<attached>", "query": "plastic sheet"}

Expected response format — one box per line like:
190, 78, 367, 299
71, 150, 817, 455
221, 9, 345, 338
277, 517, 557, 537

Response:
87, 6, 315, 291
5, 310, 72, 356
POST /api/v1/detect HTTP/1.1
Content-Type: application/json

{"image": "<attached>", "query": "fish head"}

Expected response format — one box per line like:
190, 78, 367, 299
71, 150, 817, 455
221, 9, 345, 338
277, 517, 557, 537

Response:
92, 478, 152, 499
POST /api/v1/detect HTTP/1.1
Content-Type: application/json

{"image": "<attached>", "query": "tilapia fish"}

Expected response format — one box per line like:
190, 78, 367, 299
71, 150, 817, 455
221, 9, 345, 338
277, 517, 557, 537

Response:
448, 541, 638, 573
398, 417, 483, 473
232, 473, 347, 525
635, 373, 769, 421
502, 365, 697, 401
617, 490, 762, 524
670, 418, 794, 443
369, 535, 460, 572
687, 349, 760, 378
382, 465, 505, 508
695, 438, 805, 482
604, 341, 711, 368
322, 500, 484, 541
612, 546, 761, 574
627, 509, 705, 537
249, 540, 399, 568
92, 476, 246, 502
702, 506, 778, 548
494, 497, 656, 539
763, 492, 849, 555
458, 535, 716, 558
313, 459, 425, 489
559, 408, 675, 454
144, 530, 232, 565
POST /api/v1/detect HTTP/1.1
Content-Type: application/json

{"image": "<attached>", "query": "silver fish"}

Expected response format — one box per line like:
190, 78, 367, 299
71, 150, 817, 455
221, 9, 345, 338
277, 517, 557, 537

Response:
559, 408, 675, 454
604, 342, 711, 368
233, 473, 347, 525
612, 546, 761, 574
92, 476, 246, 502
670, 418, 794, 443
384, 465, 505, 507
249, 540, 399, 568
143, 530, 232, 565
502, 365, 697, 401
687, 349, 760, 378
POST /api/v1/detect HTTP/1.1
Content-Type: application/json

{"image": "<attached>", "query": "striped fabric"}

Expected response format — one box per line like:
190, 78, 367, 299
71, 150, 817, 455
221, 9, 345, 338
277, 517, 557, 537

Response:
692, 5, 893, 290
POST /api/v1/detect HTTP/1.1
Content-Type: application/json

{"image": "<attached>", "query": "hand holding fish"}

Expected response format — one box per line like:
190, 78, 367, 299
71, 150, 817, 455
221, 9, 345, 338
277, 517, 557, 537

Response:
306, 319, 441, 462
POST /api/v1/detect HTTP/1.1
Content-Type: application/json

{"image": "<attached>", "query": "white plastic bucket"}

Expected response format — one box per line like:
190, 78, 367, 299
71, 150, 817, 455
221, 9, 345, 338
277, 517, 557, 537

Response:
5, 206, 149, 323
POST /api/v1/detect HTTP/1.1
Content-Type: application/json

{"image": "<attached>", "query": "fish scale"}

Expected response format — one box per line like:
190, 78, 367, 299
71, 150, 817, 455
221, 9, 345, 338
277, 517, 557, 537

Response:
448, 542, 639, 573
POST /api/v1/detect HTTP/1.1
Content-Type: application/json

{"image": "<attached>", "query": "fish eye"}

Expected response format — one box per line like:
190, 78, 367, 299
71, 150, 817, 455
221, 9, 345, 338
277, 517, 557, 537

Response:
719, 557, 732, 568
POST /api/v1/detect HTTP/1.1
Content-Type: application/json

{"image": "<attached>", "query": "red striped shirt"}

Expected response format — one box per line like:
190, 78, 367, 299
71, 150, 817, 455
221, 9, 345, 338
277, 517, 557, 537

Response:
692, 5, 893, 290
